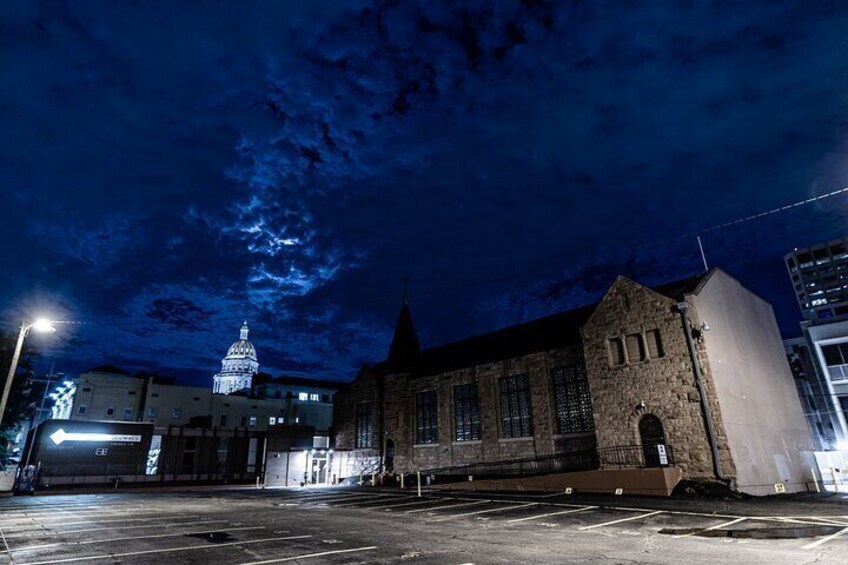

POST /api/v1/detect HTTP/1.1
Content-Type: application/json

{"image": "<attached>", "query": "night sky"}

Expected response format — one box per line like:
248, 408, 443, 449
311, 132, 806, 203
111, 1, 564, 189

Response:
3, 1, 848, 386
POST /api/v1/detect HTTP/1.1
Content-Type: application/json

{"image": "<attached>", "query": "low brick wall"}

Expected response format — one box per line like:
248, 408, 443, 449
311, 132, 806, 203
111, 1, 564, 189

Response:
430, 467, 682, 497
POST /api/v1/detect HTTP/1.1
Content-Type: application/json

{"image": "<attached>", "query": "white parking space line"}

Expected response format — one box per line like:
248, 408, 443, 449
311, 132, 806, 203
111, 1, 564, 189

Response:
368, 498, 442, 511
405, 500, 491, 514
0, 515, 196, 532
0, 510, 162, 523
1, 520, 230, 538
671, 517, 747, 539
803, 526, 848, 550
298, 494, 387, 505
434, 502, 538, 522
579, 510, 664, 531
295, 492, 374, 501
507, 505, 598, 523
332, 495, 412, 507
15, 535, 313, 565
10, 526, 266, 553
237, 545, 379, 564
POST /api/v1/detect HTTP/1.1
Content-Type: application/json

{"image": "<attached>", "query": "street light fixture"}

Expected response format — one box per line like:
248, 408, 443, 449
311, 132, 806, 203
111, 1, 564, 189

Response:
0, 319, 65, 429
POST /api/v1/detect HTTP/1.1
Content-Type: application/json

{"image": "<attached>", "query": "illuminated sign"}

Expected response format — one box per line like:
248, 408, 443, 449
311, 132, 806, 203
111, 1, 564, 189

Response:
49, 428, 142, 445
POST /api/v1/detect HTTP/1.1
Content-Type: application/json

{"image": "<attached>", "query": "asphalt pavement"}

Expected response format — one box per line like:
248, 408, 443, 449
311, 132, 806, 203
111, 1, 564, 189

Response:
0, 486, 846, 564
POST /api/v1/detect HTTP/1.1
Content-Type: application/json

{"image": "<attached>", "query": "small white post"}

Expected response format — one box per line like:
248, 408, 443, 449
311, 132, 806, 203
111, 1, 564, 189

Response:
417, 471, 422, 497
400, 474, 405, 489
832, 468, 839, 490
811, 467, 820, 493
371, 472, 376, 487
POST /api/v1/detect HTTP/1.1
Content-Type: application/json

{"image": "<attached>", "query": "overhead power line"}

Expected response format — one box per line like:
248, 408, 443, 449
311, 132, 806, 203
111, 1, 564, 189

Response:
345, 186, 848, 308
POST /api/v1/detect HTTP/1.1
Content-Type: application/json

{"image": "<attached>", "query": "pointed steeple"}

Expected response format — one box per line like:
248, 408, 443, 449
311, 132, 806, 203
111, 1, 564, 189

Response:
386, 302, 421, 371
240, 320, 249, 340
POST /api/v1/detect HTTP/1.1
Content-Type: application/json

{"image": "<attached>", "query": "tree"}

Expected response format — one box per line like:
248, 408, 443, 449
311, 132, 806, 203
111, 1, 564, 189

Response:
0, 328, 37, 461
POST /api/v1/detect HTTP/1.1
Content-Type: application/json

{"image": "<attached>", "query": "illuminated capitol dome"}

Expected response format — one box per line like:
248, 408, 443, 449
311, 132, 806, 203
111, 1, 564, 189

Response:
213, 321, 259, 394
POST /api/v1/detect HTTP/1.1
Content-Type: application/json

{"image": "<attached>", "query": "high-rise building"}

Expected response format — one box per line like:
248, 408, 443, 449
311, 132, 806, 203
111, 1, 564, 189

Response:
784, 236, 848, 323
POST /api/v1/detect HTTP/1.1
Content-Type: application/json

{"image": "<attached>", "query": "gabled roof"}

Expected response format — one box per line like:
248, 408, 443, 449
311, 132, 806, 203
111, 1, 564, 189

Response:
377, 270, 713, 377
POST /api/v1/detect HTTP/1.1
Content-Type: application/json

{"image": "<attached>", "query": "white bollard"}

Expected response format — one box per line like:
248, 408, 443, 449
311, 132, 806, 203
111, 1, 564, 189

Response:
400, 474, 405, 489
811, 467, 820, 493
417, 471, 422, 497
371, 472, 376, 487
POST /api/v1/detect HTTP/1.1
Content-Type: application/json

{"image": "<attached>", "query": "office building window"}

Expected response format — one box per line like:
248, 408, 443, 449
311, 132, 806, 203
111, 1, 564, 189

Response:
310, 393, 319, 402
552, 364, 595, 434
106, 407, 115, 416
298, 392, 309, 401
147, 407, 158, 418
77, 405, 88, 415
249, 415, 257, 428
219, 414, 227, 427
171, 408, 182, 419
499, 374, 533, 438
322, 394, 330, 403
416, 390, 438, 444
123, 407, 133, 420
454, 383, 480, 442
355, 402, 373, 448
269, 416, 276, 425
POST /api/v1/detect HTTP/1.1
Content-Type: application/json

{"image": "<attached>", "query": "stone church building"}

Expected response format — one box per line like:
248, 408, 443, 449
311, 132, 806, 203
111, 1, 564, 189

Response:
333, 269, 814, 496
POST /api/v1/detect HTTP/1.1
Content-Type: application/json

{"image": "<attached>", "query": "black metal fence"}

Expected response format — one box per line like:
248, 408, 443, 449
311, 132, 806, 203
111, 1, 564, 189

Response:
597, 444, 675, 468
420, 444, 674, 484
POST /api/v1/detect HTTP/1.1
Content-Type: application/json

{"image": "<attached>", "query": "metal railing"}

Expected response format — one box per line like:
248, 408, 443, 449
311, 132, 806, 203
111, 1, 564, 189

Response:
423, 450, 599, 483
420, 445, 675, 485
597, 445, 675, 468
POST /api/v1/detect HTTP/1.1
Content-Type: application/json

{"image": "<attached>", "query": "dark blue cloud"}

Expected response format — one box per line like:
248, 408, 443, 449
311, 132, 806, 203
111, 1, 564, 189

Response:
2, 0, 848, 385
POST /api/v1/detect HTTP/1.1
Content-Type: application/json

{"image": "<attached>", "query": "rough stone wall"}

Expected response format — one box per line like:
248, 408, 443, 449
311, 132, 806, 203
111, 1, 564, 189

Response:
332, 365, 381, 464
580, 277, 736, 481
383, 345, 596, 474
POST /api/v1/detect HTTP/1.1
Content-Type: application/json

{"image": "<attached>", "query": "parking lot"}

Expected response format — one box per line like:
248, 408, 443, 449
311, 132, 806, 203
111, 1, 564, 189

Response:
0, 487, 846, 564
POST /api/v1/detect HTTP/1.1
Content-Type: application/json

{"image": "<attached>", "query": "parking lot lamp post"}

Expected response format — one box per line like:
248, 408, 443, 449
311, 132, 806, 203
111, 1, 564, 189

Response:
0, 319, 57, 428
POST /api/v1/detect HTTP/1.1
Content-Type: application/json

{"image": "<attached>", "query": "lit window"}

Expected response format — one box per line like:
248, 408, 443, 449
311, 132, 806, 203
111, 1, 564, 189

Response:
310, 393, 319, 402
552, 364, 594, 434
249, 416, 257, 428
298, 392, 309, 401
499, 374, 532, 438
269, 416, 276, 425
123, 407, 133, 420
355, 403, 373, 448
453, 383, 480, 442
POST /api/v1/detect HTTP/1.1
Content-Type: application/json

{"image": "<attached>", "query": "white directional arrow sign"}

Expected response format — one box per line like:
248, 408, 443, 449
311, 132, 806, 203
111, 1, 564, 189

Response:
49, 428, 142, 446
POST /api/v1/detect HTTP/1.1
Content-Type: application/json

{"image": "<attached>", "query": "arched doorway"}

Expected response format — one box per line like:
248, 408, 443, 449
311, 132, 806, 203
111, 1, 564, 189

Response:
384, 439, 395, 473
639, 415, 666, 467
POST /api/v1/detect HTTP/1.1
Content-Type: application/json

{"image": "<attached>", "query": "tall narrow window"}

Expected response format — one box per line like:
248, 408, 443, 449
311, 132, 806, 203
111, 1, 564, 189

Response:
552, 364, 594, 434
499, 374, 533, 438
454, 383, 480, 442
355, 402, 373, 448
626, 334, 646, 362
646, 329, 664, 359
608, 338, 626, 366
416, 390, 438, 444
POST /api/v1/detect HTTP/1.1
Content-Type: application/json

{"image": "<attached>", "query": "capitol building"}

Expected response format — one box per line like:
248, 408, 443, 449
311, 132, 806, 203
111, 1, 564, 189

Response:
213, 321, 259, 394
